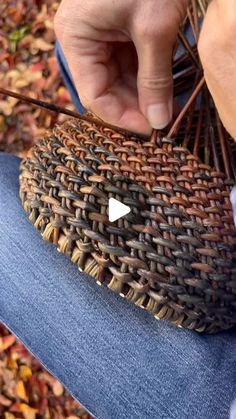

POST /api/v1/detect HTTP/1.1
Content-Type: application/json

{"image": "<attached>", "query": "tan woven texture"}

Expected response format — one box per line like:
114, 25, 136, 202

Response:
19, 117, 236, 334
18, 0, 236, 334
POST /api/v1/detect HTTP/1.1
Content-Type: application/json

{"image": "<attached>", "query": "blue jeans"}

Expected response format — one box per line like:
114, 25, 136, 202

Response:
1, 47, 236, 419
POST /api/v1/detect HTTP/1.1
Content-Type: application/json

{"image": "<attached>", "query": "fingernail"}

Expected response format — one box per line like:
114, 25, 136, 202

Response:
147, 103, 171, 130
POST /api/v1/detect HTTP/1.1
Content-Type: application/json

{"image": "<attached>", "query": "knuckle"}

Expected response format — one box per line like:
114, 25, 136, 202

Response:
133, 4, 182, 43
135, 20, 170, 41
135, 23, 155, 40
139, 75, 172, 91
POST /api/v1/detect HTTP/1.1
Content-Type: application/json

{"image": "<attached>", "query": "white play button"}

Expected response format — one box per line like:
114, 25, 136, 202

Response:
108, 198, 131, 222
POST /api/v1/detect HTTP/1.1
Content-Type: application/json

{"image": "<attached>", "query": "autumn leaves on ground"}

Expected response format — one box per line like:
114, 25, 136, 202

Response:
0, 0, 73, 157
0, 1, 91, 418
0, 326, 90, 419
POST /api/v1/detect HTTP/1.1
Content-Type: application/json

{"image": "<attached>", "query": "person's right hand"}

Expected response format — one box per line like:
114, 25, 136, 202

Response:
198, 0, 236, 140
54, 0, 188, 134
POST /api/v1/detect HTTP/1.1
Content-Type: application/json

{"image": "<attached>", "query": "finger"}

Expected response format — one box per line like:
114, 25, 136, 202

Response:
135, 33, 174, 130
132, 1, 188, 130
199, 0, 236, 139
60, 35, 152, 134
213, 0, 236, 35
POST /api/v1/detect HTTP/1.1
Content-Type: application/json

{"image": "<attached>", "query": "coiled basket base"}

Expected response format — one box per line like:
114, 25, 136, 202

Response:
19, 118, 236, 334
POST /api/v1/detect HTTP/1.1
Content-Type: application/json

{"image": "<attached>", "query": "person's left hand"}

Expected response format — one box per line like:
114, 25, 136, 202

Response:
198, 0, 236, 141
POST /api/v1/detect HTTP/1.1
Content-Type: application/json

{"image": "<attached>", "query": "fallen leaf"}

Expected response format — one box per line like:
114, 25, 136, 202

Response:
52, 379, 64, 397
16, 380, 28, 402
0, 35, 9, 51
7, 68, 42, 89
8, 25, 30, 53
4, 413, 16, 419
0, 97, 19, 116
0, 394, 12, 406
9, 402, 22, 413
0, 335, 16, 351
31, 38, 54, 53
19, 403, 38, 419
20, 365, 32, 380
7, 356, 18, 369
29, 63, 45, 72
0, 115, 5, 130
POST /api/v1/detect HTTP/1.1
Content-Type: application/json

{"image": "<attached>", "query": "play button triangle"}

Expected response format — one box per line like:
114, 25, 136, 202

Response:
108, 198, 131, 222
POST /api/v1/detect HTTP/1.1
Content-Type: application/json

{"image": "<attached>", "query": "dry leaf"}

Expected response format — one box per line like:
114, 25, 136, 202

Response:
9, 401, 22, 413
0, 335, 16, 351
7, 356, 18, 369
31, 38, 54, 53
19, 403, 38, 419
0, 394, 12, 407
16, 380, 28, 402
52, 379, 64, 397
7, 68, 42, 89
0, 98, 19, 116
4, 413, 16, 419
20, 365, 32, 380
0, 115, 5, 130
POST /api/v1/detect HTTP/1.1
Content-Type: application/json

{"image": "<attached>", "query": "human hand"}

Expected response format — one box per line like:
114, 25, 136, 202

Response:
199, 0, 236, 140
54, 0, 188, 134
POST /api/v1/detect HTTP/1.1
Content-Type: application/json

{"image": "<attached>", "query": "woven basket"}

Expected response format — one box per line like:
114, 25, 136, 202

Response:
19, 115, 236, 334
19, 2, 236, 333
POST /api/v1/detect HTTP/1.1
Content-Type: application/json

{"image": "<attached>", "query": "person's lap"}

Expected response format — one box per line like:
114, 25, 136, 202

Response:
1, 152, 236, 419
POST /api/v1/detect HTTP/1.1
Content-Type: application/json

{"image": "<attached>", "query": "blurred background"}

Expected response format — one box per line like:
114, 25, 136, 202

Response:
0, 0, 73, 157
0, 1, 91, 418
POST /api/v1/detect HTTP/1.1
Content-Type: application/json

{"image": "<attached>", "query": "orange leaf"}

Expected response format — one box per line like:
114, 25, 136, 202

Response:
4, 413, 16, 419
9, 402, 22, 413
0, 335, 16, 351
16, 380, 28, 402
19, 403, 38, 419
20, 365, 32, 380
7, 356, 18, 369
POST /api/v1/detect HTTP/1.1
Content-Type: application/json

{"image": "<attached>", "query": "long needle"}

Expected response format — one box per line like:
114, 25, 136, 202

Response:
0, 87, 147, 139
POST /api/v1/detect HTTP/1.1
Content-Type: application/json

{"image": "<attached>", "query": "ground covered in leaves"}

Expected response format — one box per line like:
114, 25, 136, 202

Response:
0, 325, 90, 419
0, 0, 72, 156
0, 1, 91, 418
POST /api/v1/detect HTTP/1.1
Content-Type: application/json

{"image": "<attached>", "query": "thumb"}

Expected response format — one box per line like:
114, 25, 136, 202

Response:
135, 31, 174, 130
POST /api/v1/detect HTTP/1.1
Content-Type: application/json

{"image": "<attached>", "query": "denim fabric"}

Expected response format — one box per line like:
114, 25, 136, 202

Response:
1, 152, 236, 419
55, 42, 86, 114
